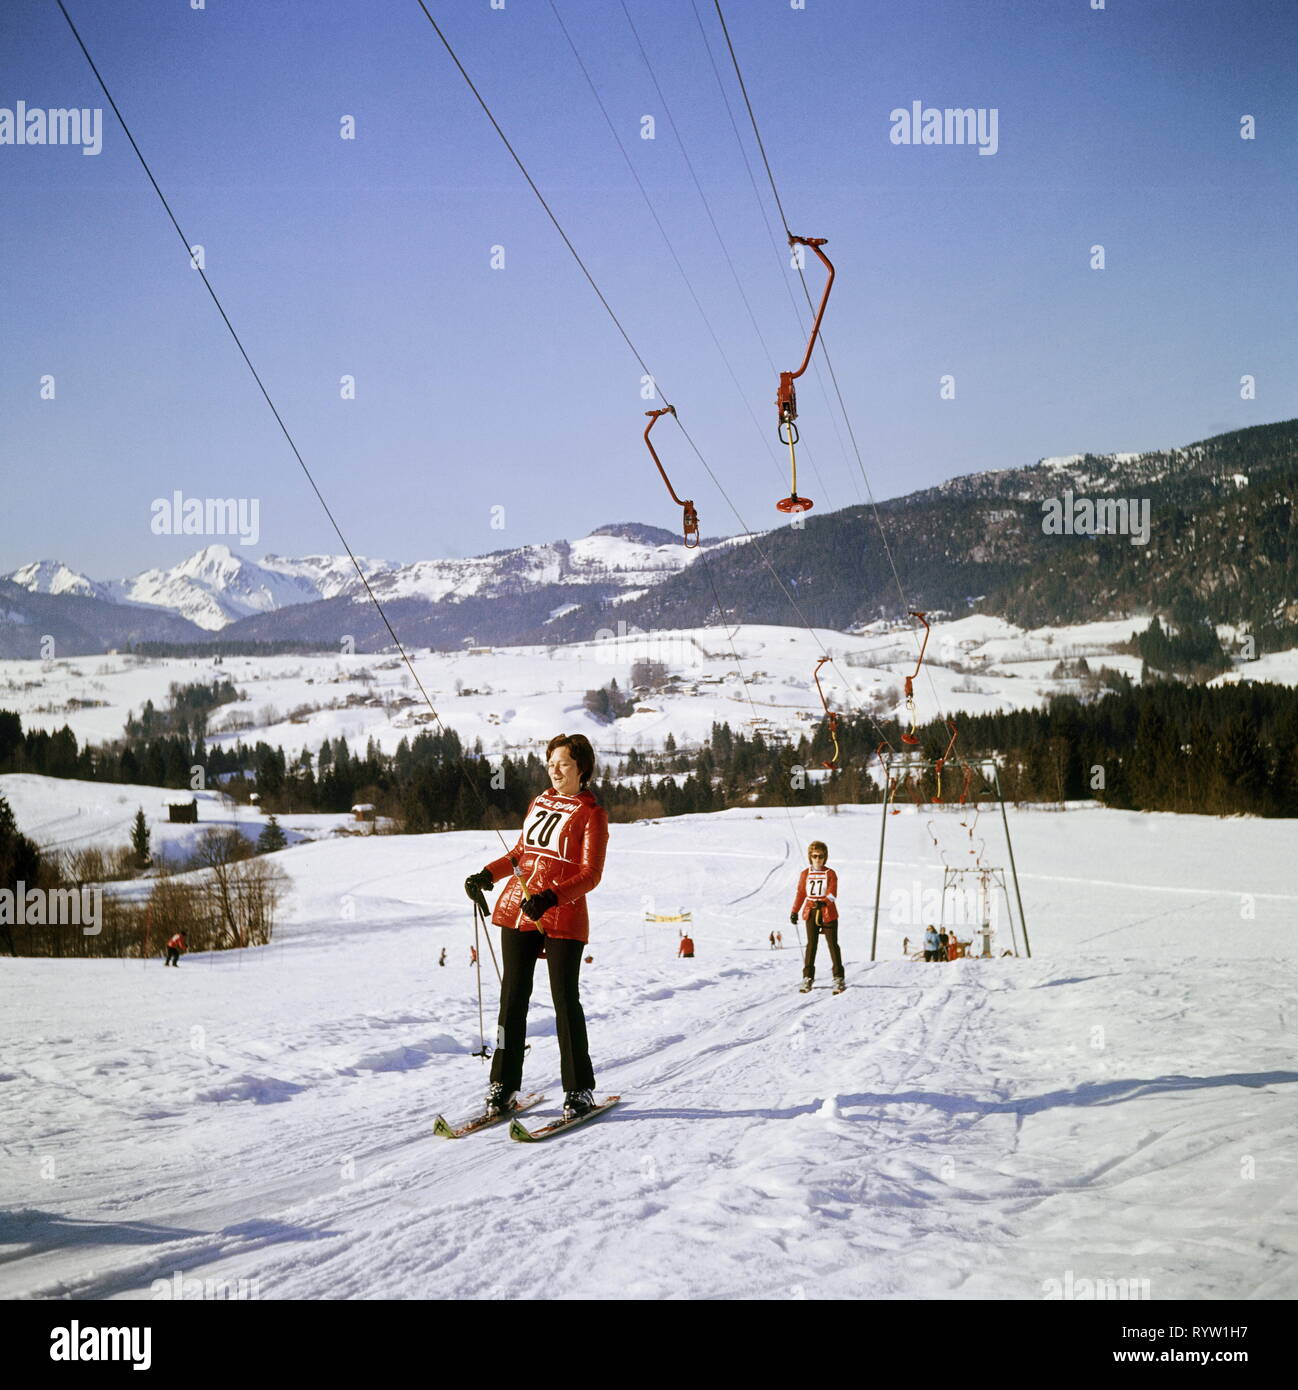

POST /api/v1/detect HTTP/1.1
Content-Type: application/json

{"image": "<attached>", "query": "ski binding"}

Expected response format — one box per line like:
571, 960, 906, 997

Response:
508, 1095, 621, 1143
434, 1091, 546, 1139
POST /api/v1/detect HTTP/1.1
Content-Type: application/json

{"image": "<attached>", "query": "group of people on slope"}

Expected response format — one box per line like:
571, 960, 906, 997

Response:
436, 947, 480, 967
922, 926, 963, 962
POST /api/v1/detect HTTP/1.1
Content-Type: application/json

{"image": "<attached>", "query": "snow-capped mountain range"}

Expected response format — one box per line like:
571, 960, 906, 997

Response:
8, 420, 1293, 655
4, 525, 703, 632
7, 550, 377, 631
6, 560, 116, 604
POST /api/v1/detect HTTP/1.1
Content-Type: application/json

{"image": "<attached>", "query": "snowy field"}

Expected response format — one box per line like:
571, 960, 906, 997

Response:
0, 615, 1170, 769
1, 802, 1295, 1301
0, 774, 362, 862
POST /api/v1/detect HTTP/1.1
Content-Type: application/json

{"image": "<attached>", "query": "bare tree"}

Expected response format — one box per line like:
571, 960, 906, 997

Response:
193, 829, 254, 947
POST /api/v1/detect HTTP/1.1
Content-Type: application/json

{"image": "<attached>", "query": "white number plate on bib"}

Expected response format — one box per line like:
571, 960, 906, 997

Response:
523, 801, 578, 860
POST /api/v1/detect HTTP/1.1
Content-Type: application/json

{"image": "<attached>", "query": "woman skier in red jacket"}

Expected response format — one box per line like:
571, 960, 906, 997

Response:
791, 840, 845, 994
464, 733, 608, 1121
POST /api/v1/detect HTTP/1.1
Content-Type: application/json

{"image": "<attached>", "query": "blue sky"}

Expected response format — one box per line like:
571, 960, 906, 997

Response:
2, 0, 1295, 578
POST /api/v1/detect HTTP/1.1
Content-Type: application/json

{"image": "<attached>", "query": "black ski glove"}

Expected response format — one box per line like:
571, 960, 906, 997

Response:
465, 869, 494, 912
790, 910, 799, 926
521, 889, 558, 921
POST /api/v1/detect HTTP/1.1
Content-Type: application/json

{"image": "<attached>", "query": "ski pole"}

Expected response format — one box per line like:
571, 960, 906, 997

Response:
481, 908, 502, 983
471, 899, 490, 1060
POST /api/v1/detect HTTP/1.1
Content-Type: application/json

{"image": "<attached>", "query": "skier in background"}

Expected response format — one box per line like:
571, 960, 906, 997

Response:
463, 732, 608, 1123
924, 925, 940, 961
469, 945, 478, 967
438, 948, 447, 967
769, 930, 776, 949
791, 841, 844, 994
164, 931, 186, 967
775, 930, 783, 949
678, 931, 695, 959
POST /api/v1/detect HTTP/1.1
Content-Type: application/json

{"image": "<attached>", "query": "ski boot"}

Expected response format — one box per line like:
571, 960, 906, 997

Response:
832, 976, 846, 994
563, 1088, 596, 1121
484, 1082, 518, 1118
799, 977, 814, 993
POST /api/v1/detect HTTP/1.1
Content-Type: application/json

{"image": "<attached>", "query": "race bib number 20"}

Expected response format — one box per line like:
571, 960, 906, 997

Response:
523, 800, 578, 859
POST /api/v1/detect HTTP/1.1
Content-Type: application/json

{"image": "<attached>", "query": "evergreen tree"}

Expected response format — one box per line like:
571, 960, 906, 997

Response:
257, 814, 288, 854
130, 808, 152, 869
0, 711, 22, 769
583, 685, 612, 722
255, 742, 286, 803
142, 742, 166, 786
0, 795, 41, 956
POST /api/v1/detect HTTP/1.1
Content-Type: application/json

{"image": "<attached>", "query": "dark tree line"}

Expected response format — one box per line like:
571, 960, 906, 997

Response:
943, 682, 1298, 815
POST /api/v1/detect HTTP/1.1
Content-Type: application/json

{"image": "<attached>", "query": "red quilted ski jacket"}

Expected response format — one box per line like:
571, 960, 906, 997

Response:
484, 788, 608, 943
791, 866, 839, 924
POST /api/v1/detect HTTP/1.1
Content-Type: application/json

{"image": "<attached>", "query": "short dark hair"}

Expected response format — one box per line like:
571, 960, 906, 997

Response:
546, 733, 596, 787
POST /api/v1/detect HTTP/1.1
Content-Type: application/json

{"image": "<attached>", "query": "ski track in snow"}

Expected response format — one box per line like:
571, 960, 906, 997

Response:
1, 805, 1296, 1300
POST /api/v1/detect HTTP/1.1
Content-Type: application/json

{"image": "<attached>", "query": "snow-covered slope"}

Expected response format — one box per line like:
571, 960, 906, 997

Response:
259, 553, 394, 601
0, 803, 1294, 1300
362, 532, 698, 605
0, 773, 360, 862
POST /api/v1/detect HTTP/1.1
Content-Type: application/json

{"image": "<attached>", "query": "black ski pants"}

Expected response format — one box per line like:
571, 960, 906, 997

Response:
490, 927, 595, 1094
802, 916, 844, 981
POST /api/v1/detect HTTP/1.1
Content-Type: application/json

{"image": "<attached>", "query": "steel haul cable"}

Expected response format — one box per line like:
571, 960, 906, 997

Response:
708, 0, 1017, 925
55, 0, 532, 986
449, 3, 886, 830
709, 0, 946, 724
688, 0, 860, 510
545, 0, 788, 495
61, 0, 903, 786
53, 0, 897, 1041
689, 0, 910, 775
616, 0, 833, 510
413, 0, 899, 755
